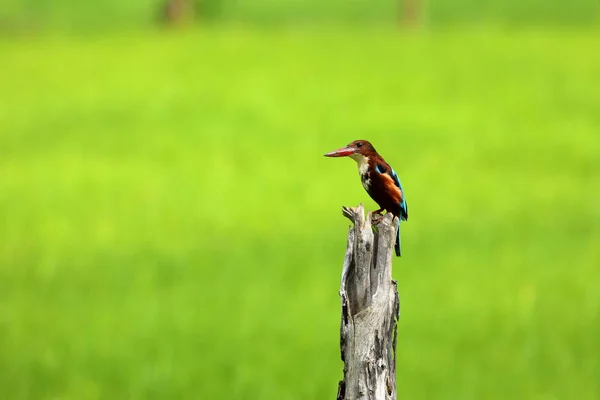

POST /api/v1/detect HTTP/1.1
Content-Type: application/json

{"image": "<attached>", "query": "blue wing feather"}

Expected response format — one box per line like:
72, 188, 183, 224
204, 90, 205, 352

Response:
390, 168, 408, 221
390, 167, 407, 257
374, 163, 408, 257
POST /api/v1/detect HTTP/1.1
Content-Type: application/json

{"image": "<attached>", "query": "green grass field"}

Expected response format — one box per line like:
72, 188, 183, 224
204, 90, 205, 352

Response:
1, 27, 599, 399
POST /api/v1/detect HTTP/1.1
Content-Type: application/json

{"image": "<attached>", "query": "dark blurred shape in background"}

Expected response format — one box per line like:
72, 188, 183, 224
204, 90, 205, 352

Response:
159, 0, 195, 27
0, 0, 599, 32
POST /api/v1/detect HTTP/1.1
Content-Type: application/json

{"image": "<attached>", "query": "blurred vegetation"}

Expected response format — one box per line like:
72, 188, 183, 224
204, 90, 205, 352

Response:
1, 27, 599, 399
1, 0, 599, 398
0, 0, 599, 31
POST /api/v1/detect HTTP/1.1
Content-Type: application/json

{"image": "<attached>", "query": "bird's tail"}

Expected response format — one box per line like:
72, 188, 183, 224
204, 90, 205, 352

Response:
395, 223, 401, 257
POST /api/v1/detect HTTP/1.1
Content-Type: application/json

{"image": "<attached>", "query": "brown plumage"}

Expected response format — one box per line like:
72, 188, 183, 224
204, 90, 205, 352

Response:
325, 140, 408, 256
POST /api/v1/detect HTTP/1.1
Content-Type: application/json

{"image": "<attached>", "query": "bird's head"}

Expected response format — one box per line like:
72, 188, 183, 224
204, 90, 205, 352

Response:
324, 140, 376, 163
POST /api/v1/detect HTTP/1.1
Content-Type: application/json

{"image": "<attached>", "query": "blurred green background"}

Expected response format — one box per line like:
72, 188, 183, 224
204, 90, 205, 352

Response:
1, 1, 599, 399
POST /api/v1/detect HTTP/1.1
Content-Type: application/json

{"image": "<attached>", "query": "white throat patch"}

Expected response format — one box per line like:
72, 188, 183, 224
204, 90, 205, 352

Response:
350, 154, 370, 175
350, 154, 371, 191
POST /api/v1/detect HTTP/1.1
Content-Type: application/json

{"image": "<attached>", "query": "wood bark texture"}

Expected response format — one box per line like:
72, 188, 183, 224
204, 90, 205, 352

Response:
337, 204, 400, 400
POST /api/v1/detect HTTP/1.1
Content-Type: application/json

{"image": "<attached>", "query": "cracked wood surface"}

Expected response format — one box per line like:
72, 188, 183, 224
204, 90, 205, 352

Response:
337, 204, 400, 400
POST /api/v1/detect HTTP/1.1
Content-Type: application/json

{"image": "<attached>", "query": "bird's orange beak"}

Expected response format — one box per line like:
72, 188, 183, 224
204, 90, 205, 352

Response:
324, 146, 355, 157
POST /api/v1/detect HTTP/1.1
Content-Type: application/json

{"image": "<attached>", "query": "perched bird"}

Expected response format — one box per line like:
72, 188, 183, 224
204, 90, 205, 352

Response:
324, 140, 408, 256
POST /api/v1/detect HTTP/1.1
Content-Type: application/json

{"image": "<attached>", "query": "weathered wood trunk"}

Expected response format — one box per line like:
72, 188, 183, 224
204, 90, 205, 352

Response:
337, 204, 400, 400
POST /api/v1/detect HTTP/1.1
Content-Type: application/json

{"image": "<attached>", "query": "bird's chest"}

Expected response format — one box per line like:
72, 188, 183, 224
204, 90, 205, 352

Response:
360, 172, 371, 191
356, 157, 372, 191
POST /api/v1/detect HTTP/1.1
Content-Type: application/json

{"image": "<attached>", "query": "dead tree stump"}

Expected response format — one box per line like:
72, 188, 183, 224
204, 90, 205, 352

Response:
337, 204, 400, 400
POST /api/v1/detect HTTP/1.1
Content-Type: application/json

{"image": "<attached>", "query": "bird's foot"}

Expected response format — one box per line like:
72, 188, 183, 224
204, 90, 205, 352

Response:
371, 213, 384, 225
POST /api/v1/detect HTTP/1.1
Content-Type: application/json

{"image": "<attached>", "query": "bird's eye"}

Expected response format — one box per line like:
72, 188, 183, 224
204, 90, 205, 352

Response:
356, 142, 363, 148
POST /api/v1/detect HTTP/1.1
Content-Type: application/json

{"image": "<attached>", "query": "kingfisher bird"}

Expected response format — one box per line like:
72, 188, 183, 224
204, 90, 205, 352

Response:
324, 140, 408, 257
